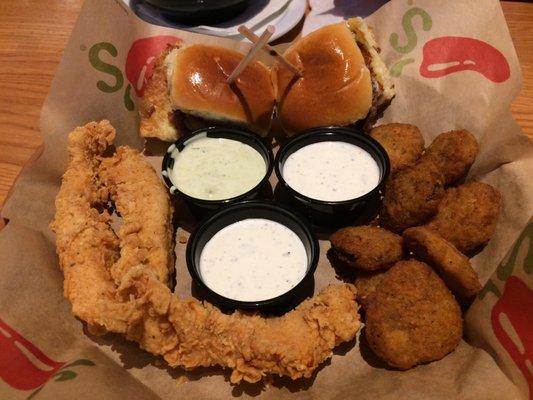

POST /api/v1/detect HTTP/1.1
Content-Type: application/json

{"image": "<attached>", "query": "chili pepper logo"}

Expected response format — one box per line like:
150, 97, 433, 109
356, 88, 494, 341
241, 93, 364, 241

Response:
420, 37, 510, 82
388, 1, 510, 83
491, 277, 533, 398
125, 35, 179, 97
480, 222, 533, 399
85, 35, 179, 111
0, 318, 95, 398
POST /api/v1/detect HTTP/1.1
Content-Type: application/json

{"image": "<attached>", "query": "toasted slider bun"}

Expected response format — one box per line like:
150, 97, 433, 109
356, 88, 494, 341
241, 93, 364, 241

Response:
273, 19, 395, 135
167, 44, 275, 136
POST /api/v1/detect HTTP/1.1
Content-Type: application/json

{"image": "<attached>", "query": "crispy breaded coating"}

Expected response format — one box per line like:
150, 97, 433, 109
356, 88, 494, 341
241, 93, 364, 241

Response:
422, 130, 479, 185
51, 121, 361, 383
139, 45, 187, 142
426, 181, 501, 253
381, 160, 445, 233
100, 147, 174, 286
403, 227, 482, 298
49, 121, 147, 333
354, 271, 386, 309
162, 282, 360, 383
370, 123, 424, 174
330, 226, 404, 271
365, 260, 462, 370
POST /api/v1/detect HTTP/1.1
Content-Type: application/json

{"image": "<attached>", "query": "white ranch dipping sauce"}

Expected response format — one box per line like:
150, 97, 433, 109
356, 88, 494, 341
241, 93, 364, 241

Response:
199, 218, 308, 302
282, 141, 380, 202
170, 136, 266, 200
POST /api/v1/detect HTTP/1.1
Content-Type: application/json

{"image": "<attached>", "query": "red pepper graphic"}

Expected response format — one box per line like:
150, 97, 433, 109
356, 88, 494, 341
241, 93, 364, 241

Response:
491, 277, 533, 398
0, 318, 65, 390
125, 35, 180, 97
420, 36, 510, 83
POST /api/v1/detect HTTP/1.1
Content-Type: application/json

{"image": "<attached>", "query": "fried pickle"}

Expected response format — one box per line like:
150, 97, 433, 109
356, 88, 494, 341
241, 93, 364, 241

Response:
381, 160, 445, 233
426, 181, 501, 253
330, 226, 404, 271
422, 129, 479, 185
365, 260, 462, 370
370, 123, 425, 174
51, 121, 361, 383
354, 271, 386, 309
403, 227, 481, 298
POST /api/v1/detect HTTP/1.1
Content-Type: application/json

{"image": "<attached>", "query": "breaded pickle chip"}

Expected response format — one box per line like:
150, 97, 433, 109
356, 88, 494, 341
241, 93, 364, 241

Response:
381, 160, 445, 233
365, 260, 462, 369
370, 123, 425, 174
330, 226, 404, 271
354, 271, 387, 308
422, 129, 479, 185
426, 181, 501, 253
403, 227, 482, 298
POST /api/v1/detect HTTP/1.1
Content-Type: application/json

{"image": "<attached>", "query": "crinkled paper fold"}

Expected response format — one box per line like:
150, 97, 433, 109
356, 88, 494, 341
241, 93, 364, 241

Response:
1, 0, 532, 398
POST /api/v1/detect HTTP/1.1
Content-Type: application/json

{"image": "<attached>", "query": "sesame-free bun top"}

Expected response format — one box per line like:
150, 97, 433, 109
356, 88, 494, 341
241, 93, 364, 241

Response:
168, 44, 275, 135
273, 23, 373, 135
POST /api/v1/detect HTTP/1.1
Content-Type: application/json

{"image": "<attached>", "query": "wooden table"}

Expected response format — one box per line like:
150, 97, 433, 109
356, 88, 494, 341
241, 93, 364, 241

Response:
0, 1, 531, 210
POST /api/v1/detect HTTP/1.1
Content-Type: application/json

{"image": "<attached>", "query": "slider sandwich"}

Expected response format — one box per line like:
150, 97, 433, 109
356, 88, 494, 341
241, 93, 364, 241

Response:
272, 18, 395, 135
139, 44, 276, 141
139, 18, 394, 141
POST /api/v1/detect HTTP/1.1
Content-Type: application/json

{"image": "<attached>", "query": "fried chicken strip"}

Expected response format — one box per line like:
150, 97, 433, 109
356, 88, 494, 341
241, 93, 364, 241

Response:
49, 121, 143, 334
120, 272, 359, 383
51, 120, 361, 383
100, 147, 174, 286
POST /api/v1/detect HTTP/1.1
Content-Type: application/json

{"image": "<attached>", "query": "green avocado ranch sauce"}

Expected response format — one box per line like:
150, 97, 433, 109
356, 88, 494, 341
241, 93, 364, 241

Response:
169, 136, 266, 200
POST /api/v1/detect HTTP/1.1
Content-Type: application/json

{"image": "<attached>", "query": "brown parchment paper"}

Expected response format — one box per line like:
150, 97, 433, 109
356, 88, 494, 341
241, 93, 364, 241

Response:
1, 0, 532, 399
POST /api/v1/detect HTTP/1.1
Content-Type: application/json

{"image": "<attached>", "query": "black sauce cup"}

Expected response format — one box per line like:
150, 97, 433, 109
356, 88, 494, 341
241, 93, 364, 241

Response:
274, 126, 390, 228
162, 126, 273, 216
186, 200, 319, 315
